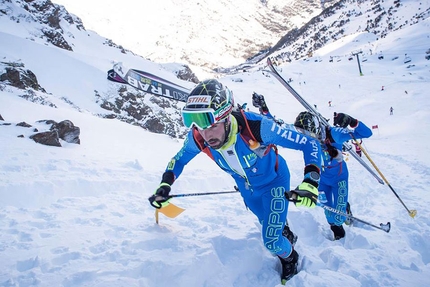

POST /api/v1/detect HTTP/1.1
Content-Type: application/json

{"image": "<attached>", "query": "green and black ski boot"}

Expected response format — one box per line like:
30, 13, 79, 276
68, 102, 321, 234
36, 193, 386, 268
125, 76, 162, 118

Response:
279, 249, 299, 285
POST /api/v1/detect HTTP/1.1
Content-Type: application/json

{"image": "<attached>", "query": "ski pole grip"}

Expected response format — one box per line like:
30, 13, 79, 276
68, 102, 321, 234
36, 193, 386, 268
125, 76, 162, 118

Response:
285, 190, 297, 202
148, 194, 170, 209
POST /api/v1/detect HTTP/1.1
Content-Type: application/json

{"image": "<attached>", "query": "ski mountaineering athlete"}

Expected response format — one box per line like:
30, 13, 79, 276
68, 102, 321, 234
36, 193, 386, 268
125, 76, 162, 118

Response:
294, 111, 373, 239
252, 92, 374, 240
148, 79, 322, 283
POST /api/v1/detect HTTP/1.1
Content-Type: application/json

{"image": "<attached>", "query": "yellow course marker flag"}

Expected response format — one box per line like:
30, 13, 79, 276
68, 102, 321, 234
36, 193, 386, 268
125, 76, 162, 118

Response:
155, 203, 185, 224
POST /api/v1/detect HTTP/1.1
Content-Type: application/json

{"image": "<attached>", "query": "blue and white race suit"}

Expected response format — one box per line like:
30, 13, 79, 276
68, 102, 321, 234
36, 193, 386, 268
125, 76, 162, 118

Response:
319, 122, 372, 225
165, 111, 322, 259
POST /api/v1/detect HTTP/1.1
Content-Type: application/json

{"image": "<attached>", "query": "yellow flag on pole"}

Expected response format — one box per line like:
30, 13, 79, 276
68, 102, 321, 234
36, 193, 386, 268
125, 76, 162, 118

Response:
155, 203, 185, 224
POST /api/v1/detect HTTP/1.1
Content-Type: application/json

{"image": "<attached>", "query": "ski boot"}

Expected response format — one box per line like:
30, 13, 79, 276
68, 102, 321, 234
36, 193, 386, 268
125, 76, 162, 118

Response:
279, 249, 299, 284
330, 224, 345, 240
282, 224, 298, 246
344, 202, 353, 225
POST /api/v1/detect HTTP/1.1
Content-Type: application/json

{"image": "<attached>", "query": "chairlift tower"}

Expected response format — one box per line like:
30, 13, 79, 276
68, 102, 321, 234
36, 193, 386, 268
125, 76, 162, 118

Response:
352, 51, 364, 76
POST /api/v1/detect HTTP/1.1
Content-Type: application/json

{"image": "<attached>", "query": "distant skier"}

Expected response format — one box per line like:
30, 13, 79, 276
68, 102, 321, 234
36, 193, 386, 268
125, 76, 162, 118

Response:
381, 86, 385, 91
328, 101, 332, 107
390, 107, 393, 115
294, 112, 373, 240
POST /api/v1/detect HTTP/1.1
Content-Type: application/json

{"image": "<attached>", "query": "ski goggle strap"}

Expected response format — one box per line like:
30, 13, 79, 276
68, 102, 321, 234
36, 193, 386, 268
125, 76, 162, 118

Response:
182, 109, 216, 130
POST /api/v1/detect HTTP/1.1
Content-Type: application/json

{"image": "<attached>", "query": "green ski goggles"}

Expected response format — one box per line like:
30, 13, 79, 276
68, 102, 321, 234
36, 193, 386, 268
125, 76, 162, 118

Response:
182, 108, 219, 130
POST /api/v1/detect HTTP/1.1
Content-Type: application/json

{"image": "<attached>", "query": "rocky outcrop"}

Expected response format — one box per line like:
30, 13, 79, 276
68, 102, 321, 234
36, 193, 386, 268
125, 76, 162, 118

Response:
0, 66, 46, 92
96, 87, 188, 139
42, 28, 73, 51
0, 118, 81, 147
5, 0, 136, 54
30, 119, 81, 146
0, 61, 58, 107
30, 130, 61, 147
176, 65, 199, 84
51, 120, 80, 144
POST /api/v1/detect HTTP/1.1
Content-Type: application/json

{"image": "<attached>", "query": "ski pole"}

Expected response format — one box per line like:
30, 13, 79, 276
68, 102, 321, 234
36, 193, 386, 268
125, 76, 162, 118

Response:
153, 187, 240, 223
318, 203, 391, 233
169, 190, 240, 198
285, 190, 391, 233
350, 134, 417, 218
169, 186, 240, 198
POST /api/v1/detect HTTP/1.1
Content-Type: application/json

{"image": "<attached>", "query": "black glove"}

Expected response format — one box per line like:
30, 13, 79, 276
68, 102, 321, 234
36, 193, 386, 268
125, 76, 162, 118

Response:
252, 92, 269, 114
252, 92, 265, 107
333, 112, 358, 128
148, 183, 171, 209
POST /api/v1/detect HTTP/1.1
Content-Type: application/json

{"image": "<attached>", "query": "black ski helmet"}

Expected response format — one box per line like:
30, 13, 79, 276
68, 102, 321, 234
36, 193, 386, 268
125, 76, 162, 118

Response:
182, 79, 234, 129
294, 111, 322, 138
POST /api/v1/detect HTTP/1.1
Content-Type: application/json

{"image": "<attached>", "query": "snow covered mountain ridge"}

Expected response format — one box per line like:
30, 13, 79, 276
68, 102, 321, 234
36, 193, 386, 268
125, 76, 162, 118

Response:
51, 0, 329, 69
249, 0, 430, 66
3, 0, 429, 72
50, 0, 430, 71
0, 0, 130, 54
